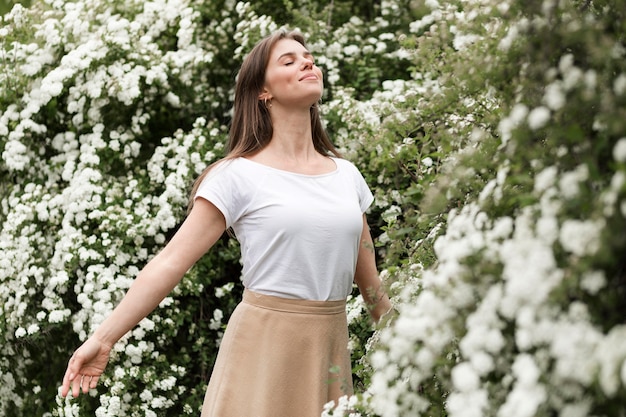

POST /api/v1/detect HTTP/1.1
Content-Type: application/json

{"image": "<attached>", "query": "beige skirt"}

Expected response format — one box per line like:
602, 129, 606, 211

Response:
201, 289, 353, 417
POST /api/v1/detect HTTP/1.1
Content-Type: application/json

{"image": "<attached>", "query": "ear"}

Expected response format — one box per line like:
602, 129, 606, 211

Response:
258, 88, 272, 101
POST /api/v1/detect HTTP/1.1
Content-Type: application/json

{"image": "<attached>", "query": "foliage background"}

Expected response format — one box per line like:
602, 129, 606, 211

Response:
1, 0, 625, 416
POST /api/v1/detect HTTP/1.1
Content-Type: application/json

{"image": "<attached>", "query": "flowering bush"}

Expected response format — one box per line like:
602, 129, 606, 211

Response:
0, 0, 413, 415
322, 1, 626, 416
1, 0, 625, 416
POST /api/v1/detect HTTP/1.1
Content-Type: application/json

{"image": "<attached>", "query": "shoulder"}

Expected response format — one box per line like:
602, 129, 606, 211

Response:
332, 157, 373, 195
202, 157, 252, 181
196, 158, 259, 195
195, 158, 261, 205
333, 156, 356, 170
333, 157, 366, 177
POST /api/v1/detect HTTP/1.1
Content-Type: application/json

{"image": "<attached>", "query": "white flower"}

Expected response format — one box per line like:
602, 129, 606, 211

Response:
495, 1, 510, 13
41, 80, 64, 98
595, 326, 626, 396
382, 205, 401, 223
536, 215, 559, 245
559, 219, 603, 257
451, 362, 480, 392
410, 14, 436, 33
550, 318, 600, 385
498, 104, 528, 147
478, 179, 497, 203
504, 17, 529, 49
613, 137, 626, 162
487, 216, 514, 241
543, 82, 566, 110
560, 402, 592, 417
2, 139, 30, 170
125, 344, 143, 364
114, 367, 125, 379
534, 166, 558, 193
510, 103, 529, 124
347, 295, 365, 324
614, 73, 626, 96
49, 309, 70, 323
453, 33, 480, 51
343, 44, 359, 56
558, 53, 574, 74
166, 92, 181, 107
584, 69, 597, 90
498, 24, 519, 51
497, 354, 546, 417
209, 309, 223, 330
447, 390, 488, 417
27, 323, 40, 335
469, 351, 495, 375
527, 106, 550, 130
558, 164, 588, 199
139, 317, 155, 331
563, 67, 584, 91
157, 375, 177, 391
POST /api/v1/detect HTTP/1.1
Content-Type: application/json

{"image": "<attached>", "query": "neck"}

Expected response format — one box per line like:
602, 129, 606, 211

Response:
267, 106, 315, 158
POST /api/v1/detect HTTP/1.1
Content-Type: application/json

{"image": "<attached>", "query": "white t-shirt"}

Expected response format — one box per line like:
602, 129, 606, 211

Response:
195, 157, 374, 301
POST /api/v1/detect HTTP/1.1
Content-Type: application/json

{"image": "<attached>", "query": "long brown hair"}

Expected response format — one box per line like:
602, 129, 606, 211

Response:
187, 29, 341, 212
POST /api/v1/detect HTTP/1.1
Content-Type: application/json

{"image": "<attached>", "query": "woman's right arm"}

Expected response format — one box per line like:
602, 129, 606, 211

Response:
61, 198, 226, 398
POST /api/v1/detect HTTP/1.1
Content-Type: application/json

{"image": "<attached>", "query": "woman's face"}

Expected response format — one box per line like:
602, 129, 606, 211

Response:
261, 38, 323, 108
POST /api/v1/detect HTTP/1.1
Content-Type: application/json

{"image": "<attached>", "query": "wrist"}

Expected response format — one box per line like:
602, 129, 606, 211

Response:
371, 297, 393, 323
92, 328, 117, 350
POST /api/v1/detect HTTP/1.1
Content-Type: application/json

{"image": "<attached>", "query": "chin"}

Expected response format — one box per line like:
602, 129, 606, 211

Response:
306, 91, 323, 107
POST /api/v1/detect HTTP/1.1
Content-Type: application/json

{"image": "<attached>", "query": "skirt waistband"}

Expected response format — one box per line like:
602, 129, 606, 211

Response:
243, 289, 346, 315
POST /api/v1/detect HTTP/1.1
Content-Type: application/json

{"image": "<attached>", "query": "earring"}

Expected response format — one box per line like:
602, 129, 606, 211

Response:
264, 98, 272, 108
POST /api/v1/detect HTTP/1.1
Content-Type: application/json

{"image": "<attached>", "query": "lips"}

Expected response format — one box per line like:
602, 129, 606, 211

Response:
299, 73, 318, 81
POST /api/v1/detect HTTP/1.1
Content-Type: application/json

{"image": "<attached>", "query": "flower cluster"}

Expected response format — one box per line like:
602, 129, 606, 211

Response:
0, 0, 420, 414
335, 1, 626, 416
0, 0, 235, 414
2, 0, 625, 416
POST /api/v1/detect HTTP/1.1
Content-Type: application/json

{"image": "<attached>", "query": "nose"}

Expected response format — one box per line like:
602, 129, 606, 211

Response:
301, 58, 313, 70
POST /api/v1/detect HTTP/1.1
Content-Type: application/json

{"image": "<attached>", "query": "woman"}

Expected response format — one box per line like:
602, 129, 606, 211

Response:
61, 30, 392, 416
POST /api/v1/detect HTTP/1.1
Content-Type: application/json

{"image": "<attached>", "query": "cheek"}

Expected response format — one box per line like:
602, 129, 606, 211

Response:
267, 69, 294, 89
263, 76, 280, 94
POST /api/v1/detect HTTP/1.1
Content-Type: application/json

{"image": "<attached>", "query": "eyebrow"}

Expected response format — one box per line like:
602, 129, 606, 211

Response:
276, 51, 314, 62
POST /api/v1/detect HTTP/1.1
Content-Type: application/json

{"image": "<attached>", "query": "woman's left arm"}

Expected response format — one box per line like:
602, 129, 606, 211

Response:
354, 214, 392, 323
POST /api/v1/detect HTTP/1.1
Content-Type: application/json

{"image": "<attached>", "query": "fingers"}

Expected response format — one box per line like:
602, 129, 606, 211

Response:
60, 372, 83, 398
90, 375, 100, 389
70, 374, 98, 397
60, 340, 109, 398
81, 374, 93, 394
70, 371, 79, 398
60, 356, 77, 398
60, 354, 97, 398
72, 374, 82, 398
60, 374, 71, 398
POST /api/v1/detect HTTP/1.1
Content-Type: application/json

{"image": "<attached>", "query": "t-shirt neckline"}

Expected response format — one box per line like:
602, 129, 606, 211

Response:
239, 156, 339, 178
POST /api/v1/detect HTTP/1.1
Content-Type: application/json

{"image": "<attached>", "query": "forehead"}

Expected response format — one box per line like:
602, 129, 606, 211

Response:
269, 38, 310, 59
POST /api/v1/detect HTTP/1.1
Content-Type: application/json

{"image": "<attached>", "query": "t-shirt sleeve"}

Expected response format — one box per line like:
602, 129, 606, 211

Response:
348, 161, 374, 213
194, 160, 243, 228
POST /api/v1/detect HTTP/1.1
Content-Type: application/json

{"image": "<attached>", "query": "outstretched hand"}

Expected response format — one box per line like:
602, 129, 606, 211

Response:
60, 337, 112, 398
